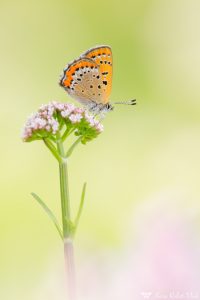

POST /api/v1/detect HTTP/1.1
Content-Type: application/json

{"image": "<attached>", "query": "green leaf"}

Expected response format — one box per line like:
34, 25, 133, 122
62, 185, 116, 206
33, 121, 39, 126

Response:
73, 182, 87, 236
31, 192, 63, 240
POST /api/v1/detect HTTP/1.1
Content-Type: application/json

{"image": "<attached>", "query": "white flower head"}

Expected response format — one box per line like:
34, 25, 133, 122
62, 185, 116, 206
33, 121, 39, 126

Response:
69, 113, 83, 124
22, 101, 103, 142
95, 123, 104, 132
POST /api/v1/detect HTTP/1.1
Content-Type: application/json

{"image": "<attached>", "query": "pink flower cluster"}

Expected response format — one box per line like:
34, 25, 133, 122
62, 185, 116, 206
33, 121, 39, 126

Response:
22, 101, 103, 141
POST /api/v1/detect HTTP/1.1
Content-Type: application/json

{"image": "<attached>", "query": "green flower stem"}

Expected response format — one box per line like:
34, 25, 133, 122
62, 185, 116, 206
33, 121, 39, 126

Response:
56, 132, 76, 300
66, 136, 82, 158
62, 127, 76, 142
43, 138, 61, 162
56, 134, 71, 237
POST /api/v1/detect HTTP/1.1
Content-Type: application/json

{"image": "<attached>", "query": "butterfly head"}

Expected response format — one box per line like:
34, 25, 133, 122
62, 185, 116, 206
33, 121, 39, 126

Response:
105, 102, 114, 111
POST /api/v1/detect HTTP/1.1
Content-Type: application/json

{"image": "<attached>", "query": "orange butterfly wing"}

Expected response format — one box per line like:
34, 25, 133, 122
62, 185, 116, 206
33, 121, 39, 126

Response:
82, 45, 113, 104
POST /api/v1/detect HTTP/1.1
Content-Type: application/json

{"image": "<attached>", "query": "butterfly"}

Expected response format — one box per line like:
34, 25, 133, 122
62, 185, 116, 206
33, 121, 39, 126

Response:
59, 45, 136, 116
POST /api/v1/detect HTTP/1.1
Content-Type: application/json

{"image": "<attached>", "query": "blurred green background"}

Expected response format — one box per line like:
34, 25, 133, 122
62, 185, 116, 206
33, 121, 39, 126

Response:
1, 0, 200, 299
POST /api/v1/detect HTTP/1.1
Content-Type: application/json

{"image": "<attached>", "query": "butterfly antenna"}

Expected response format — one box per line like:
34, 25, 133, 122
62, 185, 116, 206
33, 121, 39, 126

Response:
114, 99, 136, 105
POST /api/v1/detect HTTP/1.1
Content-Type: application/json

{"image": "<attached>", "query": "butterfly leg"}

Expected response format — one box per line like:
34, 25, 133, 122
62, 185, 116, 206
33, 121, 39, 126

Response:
87, 102, 103, 115
87, 101, 98, 112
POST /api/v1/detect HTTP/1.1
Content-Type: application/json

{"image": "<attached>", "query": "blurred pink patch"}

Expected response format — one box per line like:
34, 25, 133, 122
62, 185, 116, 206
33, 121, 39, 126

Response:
79, 189, 200, 300
35, 189, 200, 300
